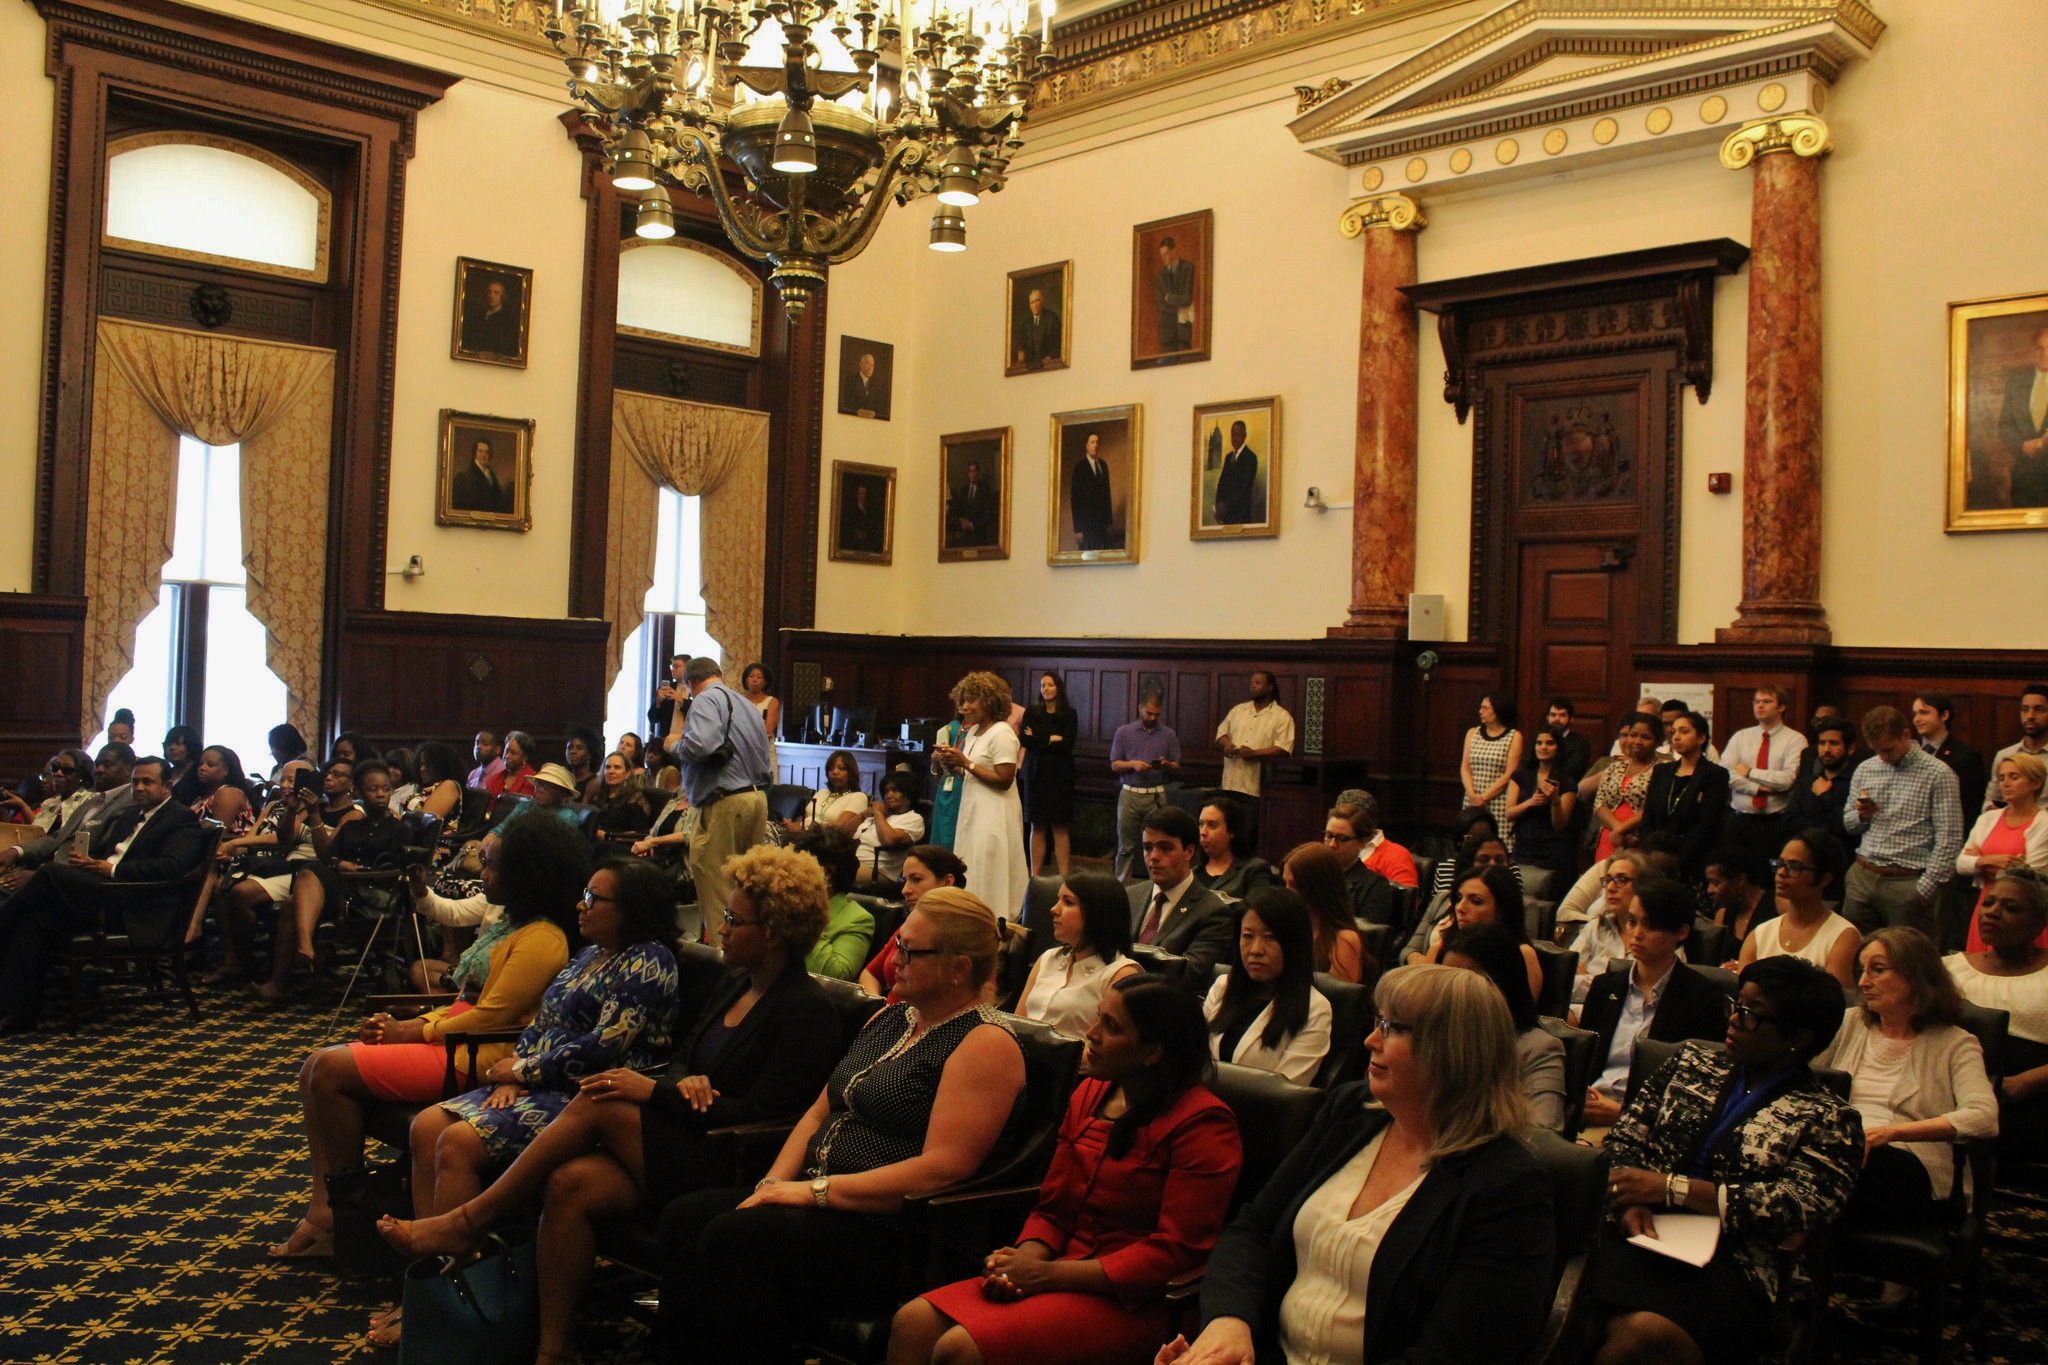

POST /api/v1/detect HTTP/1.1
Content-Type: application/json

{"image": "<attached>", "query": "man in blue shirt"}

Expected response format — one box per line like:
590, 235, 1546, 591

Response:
675, 656, 775, 927
1108, 688, 1181, 881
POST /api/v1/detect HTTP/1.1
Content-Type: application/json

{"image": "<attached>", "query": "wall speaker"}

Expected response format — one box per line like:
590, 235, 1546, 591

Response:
1407, 593, 1445, 642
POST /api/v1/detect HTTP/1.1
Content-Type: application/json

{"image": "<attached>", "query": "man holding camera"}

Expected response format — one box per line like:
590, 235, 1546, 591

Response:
674, 657, 774, 927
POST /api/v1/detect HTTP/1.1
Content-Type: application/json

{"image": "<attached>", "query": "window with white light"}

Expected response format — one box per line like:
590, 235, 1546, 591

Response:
93, 437, 291, 769
104, 134, 330, 281
605, 486, 718, 750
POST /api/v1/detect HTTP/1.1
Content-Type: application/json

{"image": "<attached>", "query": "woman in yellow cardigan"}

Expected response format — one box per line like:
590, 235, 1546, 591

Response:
267, 813, 589, 1262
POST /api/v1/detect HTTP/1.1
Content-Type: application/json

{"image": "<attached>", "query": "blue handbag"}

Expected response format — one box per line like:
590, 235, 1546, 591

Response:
395, 1230, 538, 1365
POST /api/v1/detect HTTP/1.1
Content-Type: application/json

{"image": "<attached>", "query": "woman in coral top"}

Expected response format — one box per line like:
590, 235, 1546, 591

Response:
1960, 753, 2048, 952
889, 975, 1242, 1365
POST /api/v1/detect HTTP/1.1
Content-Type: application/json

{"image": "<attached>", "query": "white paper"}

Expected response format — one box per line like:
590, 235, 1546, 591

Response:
1626, 1211, 1721, 1267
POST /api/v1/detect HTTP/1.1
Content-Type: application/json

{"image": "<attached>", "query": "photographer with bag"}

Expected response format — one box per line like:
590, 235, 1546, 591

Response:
674, 657, 775, 930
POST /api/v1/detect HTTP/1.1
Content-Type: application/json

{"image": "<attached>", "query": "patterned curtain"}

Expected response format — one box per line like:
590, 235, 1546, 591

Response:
83, 318, 336, 741
606, 391, 770, 688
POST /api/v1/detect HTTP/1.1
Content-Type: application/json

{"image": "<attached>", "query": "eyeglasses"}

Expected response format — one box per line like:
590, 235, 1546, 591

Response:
1322, 831, 1361, 845
721, 910, 763, 929
1728, 1001, 1780, 1031
1769, 859, 1817, 876
1600, 873, 1635, 889
579, 888, 619, 908
893, 936, 948, 961
1371, 1016, 1415, 1039
50, 765, 80, 775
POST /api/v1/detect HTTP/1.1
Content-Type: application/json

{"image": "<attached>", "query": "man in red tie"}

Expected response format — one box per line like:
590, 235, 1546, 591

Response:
1123, 806, 1234, 977
1724, 685, 1807, 859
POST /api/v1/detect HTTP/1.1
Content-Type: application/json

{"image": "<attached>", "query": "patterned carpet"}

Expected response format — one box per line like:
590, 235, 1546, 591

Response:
2, 973, 2046, 1365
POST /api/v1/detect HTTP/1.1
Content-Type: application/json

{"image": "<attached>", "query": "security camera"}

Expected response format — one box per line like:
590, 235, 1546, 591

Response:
1304, 486, 1325, 510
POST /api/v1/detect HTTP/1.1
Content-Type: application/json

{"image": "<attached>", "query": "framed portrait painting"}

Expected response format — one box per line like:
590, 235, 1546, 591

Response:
1191, 396, 1280, 540
1047, 404, 1142, 566
436, 410, 534, 532
838, 336, 894, 420
939, 427, 1012, 562
450, 257, 533, 368
1130, 209, 1212, 370
1948, 291, 2048, 532
829, 460, 896, 564
1005, 261, 1072, 377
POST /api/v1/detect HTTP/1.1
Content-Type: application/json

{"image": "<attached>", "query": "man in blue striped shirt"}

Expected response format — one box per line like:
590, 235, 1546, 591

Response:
1841, 706, 1965, 941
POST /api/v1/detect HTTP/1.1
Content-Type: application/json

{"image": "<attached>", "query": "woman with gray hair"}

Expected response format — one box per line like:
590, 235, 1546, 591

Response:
1159, 964, 1554, 1365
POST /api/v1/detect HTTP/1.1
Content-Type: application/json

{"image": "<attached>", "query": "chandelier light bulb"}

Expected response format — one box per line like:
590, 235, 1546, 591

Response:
635, 188, 676, 238
771, 104, 819, 173
610, 128, 659, 191
929, 204, 967, 251
936, 143, 980, 206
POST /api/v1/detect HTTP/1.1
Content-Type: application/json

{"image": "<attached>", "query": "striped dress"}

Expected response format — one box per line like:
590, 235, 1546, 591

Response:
1467, 725, 1517, 846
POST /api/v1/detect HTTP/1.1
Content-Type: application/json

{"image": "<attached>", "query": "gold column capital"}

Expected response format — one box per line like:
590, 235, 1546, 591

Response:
1338, 193, 1427, 238
1719, 115, 1831, 170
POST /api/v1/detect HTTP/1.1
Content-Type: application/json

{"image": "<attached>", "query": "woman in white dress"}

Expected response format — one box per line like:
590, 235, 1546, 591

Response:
1016, 872, 1141, 1034
933, 671, 1031, 920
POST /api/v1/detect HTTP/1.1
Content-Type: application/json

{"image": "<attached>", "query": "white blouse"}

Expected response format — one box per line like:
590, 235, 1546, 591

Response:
1202, 975, 1334, 1085
1017, 946, 1135, 1035
1278, 1130, 1425, 1365
1946, 952, 2048, 1045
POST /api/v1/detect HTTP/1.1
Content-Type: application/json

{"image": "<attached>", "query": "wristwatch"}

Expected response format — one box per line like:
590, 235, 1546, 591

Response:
1666, 1174, 1691, 1208
811, 1175, 831, 1208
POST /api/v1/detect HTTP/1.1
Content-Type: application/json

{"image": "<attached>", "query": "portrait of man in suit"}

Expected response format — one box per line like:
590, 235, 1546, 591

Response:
1998, 323, 2048, 508
1070, 432, 1114, 552
940, 428, 1011, 562
837, 336, 894, 420
1131, 211, 1211, 369
948, 461, 997, 548
1050, 405, 1140, 564
1154, 236, 1195, 353
437, 410, 533, 531
829, 461, 895, 563
1212, 421, 1262, 524
452, 258, 532, 367
1193, 399, 1279, 540
450, 435, 516, 515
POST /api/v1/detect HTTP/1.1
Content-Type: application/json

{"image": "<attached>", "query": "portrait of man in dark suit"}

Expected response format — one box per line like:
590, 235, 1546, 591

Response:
437, 410, 533, 531
837, 337, 893, 420
1131, 211, 1211, 369
1212, 420, 1263, 525
1070, 432, 1114, 552
947, 461, 997, 548
829, 461, 894, 563
940, 428, 1010, 562
1998, 323, 2048, 508
1051, 406, 1140, 564
450, 434, 516, 515
452, 258, 531, 367
1154, 236, 1196, 353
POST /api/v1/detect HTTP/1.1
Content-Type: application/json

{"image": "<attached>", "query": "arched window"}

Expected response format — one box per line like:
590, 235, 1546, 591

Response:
617, 238, 762, 357
104, 132, 332, 282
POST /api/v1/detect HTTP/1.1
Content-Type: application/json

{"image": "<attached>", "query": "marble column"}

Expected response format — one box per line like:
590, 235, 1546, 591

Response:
1329, 193, 1426, 639
1717, 116, 1832, 644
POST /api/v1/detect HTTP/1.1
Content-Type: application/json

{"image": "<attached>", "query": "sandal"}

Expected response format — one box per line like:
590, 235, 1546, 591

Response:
367, 1306, 402, 1349
266, 1216, 333, 1260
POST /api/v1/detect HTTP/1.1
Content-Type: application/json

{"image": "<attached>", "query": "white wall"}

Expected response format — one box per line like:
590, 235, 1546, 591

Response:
0, 0, 55, 593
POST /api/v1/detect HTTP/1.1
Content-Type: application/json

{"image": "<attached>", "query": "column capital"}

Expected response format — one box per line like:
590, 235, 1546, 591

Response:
1338, 193, 1427, 239
1719, 115, 1831, 171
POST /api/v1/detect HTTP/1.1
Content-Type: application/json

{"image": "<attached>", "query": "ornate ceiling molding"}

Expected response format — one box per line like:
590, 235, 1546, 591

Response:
346, 0, 553, 53
1288, 0, 1881, 195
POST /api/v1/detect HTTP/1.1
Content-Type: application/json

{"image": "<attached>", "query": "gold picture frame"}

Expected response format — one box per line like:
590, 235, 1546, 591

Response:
1191, 396, 1281, 540
435, 410, 535, 532
1948, 290, 2048, 532
829, 460, 897, 564
450, 256, 533, 368
1048, 404, 1142, 566
1131, 209, 1212, 370
1004, 260, 1073, 377
938, 427, 1012, 562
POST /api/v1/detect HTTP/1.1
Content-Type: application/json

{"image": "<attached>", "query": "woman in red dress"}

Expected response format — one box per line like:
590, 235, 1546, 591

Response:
1962, 753, 2048, 952
888, 975, 1242, 1365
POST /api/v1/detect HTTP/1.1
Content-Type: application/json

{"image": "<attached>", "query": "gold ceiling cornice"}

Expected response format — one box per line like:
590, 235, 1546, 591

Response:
350, 0, 555, 52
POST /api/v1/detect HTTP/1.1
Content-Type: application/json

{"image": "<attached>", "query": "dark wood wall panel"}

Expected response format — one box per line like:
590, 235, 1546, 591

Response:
0, 594, 88, 776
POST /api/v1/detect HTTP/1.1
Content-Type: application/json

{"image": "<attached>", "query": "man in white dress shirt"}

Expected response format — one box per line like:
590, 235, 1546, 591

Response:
1215, 671, 1295, 799
1722, 685, 1807, 860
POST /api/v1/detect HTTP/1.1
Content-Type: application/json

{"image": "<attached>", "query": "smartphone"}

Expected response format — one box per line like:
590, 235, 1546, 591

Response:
292, 767, 320, 796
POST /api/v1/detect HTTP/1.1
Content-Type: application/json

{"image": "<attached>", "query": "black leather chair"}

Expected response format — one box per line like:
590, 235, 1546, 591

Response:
1313, 971, 1372, 1089
767, 783, 812, 825
813, 973, 889, 1049
1518, 1127, 1608, 1365
1692, 964, 1741, 999
1687, 917, 1734, 968
1628, 1037, 1851, 1106
1130, 943, 1192, 989
1386, 883, 1419, 938
444, 785, 494, 846
1532, 941, 1578, 1019
1538, 1015, 1602, 1138
57, 822, 222, 1026
1519, 867, 1559, 905
1357, 922, 1393, 971
1525, 898, 1559, 945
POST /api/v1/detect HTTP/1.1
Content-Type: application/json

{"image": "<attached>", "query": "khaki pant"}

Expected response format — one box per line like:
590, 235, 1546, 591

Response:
1116, 788, 1167, 881
1843, 860, 1936, 940
688, 790, 769, 931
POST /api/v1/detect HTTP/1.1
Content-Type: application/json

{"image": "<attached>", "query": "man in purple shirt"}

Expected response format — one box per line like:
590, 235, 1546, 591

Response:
1109, 688, 1181, 881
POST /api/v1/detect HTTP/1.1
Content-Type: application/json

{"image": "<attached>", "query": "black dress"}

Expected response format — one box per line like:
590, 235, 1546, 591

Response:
1019, 704, 1077, 825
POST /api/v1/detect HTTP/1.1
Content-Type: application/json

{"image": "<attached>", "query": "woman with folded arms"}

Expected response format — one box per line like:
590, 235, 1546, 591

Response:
1814, 926, 1998, 1232
267, 813, 583, 1263
1960, 753, 2048, 952
1202, 887, 1332, 1085
658, 888, 1028, 1365
1017, 872, 1141, 1034
1948, 867, 2048, 1169
895, 976, 1241, 1365
1194, 799, 1274, 903
859, 845, 965, 1000
380, 845, 842, 1365
1160, 964, 1554, 1365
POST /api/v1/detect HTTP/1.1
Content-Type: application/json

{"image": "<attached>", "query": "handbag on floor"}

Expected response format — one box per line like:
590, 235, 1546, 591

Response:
326, 1161, 411, 1282
396, 1230, 538, 1365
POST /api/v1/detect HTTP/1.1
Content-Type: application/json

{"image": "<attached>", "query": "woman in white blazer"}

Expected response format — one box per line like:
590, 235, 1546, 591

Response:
1959, 753, 2048, 953
1202, 887, 1332, 1085
1814, 926, 1999, 1225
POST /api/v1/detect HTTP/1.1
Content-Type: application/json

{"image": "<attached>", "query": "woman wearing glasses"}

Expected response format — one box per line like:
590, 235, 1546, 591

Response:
1738, 829, 1860, 989
380, 844, 841, 1365
1161, 964, 1555, 1365
659, 887, 1028, 1365
1568, 850, 1658, 1006
1587, 957, 1862, 1365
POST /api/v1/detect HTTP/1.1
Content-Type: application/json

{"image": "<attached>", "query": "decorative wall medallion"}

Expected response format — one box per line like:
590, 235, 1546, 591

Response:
1812, 83, 1828, 113
1449, 147, 1473, 174
468, 656, 493, 683
1405, 156, 1428, 182
1592, 117, 1618, 146
1525, 397, 1636, 503
1646, 107, 1672, 135
1496, 138, 1519, 165
187, 284, 234, 330
1361, 165, 1384, 191
1542, 127, 1567, 155
1757, 82, 1787, 112
1699, 94, 1728, 123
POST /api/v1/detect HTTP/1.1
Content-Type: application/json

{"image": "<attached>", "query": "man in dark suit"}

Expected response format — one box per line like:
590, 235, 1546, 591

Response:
0, 743, 134, 893
1070, 432, 1114, 551
0, 757, 206, 1030
1154, 236, 1196, 352
1012, 287, 1062, 370
839, 350, 889, 420
1125, 806, 1234, 978
1998, 325, 2048, 507
1211, 420, 1263, 525
460, 277, 522, 357
946, 461, 997, 548
1576, 880, 1731, 1129
839, 482, 884, 554
451, 437, 515, 514
1913, 690, 1986, 829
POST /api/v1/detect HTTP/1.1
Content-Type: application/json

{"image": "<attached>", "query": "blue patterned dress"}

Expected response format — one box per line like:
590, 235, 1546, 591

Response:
440, 941, 680, 1160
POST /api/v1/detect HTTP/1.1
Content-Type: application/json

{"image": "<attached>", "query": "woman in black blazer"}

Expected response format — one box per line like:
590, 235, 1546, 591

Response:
379, 846, 843, 1363
1638, 711, 1729, 881
1162, 964, 1554, 1365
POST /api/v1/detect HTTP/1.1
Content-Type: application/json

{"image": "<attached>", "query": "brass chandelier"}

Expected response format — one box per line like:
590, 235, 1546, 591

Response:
549, 0, 1053, 316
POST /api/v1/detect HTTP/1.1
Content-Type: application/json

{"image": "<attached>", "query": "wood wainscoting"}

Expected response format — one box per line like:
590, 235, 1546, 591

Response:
0, 594, 88, 776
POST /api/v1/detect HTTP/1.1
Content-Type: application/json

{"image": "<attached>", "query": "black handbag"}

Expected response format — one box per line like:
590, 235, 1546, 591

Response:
326, 1161, 412, 1282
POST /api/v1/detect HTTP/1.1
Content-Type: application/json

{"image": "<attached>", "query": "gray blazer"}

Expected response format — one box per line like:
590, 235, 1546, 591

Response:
1127, 878, 1235, 978
18, 787, 131, 869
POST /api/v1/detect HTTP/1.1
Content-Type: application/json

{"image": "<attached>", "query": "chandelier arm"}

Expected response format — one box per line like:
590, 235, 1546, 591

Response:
815, 140, 930, 262
670, 127, 784, 260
